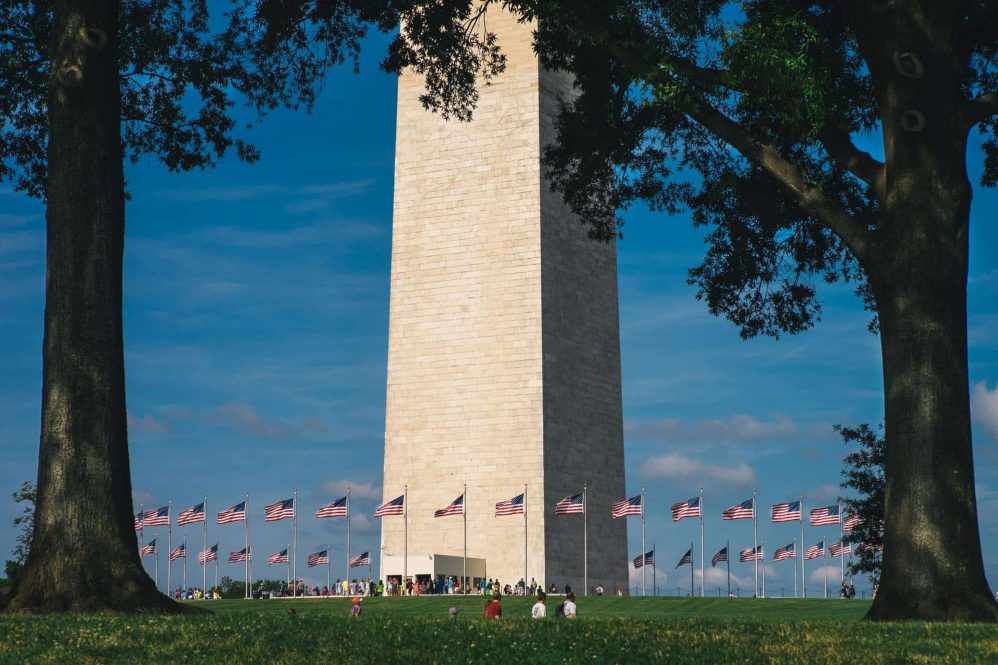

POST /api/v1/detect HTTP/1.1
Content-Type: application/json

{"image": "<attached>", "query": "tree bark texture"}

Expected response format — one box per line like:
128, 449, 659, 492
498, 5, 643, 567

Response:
861, 3, 998, 619
0, 0, 179, 613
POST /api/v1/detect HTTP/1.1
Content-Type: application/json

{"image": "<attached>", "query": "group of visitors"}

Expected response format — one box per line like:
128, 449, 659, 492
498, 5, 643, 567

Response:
839, 580, 857, 599
173, 587, 220, 600
480, 589, 578, 620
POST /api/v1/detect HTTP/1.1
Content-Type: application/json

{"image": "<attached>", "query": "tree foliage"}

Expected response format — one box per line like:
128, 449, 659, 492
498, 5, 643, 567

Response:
837, 424, 884, 586
10, 482, 35, 567
0, 0, 510, 198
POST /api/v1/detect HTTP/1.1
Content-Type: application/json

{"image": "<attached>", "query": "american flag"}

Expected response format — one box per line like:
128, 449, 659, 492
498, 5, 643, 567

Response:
307, 550, 329, 567
722, 499, 754, 520
177, 502, 206, 526
676, 548, 693, 568
773, 542, 796, 561
843, 513, 861, 531
555, 493, 585, 515
771, 501, 801, 523
142, 506, 170, 527
134, 512, 143, 531
495, 493, 525, 516
315, 496, 348, 519
711, 546, 728, 567
198, 544, 218, 565
611, 495, 642, 519
805, 541, 825, 560
228, 547, 251, 563
217, 501, 246, 525
139, 539, 157, 556
810, 505, 840, 526
855, 542, 883, 554
671, 497, 701, 521
268, 549, 289, 566
633, 549, 655, 569
434, 494, 465, 518
350, 551, 370, 567
829, 541, 851, 557
264, 498, 295, 522
374, 494, 405, 517
169, 543, 186, 561
739, 545, 763, 562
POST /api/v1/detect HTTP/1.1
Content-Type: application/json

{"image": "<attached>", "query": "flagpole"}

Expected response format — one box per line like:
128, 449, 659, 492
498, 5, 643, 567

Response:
293, 489, 298, 598
214, 548, 218, 593
652, 542, 657, 596
761, 540, 766, 598
799, 492, 805, 599
583, 481, 588, 597
523, 483, 528, 595
327, 544, 331, 592
403, 484, 408, 591
346, 487, 352, 587
689, 540, 694, 595
641, 485, 646, 597
183, 535, 188, 591
287, 542, 291, 593
753, 488, 758, 597
245, 493, 250, 599
203, 494, 208, 596
823, 535, 828, 599
793, 537, 798, 598
839, 502, 844, 590
463, 483, 467, 594
699, 487, 704, 598
155, 531, 159, 591
167, 499, 172, 597
138, 501, 144, 551
726, 539, 730, 597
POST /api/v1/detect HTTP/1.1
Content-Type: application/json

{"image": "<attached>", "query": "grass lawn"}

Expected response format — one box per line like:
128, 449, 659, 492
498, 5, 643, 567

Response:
2, 596, 996, 664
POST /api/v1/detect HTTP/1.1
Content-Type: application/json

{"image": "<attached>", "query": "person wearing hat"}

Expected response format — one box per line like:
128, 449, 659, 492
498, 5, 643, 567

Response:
350, 597, 362, 617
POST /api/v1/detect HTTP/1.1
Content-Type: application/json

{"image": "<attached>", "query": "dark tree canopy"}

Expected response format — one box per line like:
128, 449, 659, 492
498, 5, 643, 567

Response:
837, 424, 884, 585
0, 0, 507, 198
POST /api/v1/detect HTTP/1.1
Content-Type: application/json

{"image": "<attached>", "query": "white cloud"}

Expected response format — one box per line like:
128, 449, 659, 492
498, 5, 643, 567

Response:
628, 564, 668, 594
132, 489, 158, 506
128, 411, 172, 435
626, 413, 805, 444
207, 401, 295, 438
805, 484, 841, 504
808, 565, 841, 586
639, 452, 756, 487
320, 479, 382, 502
972, 381, 998, 440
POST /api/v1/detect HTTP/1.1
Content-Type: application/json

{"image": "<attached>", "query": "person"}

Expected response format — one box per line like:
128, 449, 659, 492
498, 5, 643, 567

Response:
595, 584, 604, 596
484, 592, 502, 619
848, 582, 856, 599
448, 607, 459, 620
376, 579, 384, 596
532, 591, 547, 618
350, 597, 362, 617
548, 583, 557, 594
563, 592, 577, 619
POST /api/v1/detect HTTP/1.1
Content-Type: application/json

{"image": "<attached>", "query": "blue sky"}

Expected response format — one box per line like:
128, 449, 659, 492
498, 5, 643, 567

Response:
2, 32, 998, 597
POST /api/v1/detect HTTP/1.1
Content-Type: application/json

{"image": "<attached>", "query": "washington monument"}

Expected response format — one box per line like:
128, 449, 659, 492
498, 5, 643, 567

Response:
381, 8, 627, 593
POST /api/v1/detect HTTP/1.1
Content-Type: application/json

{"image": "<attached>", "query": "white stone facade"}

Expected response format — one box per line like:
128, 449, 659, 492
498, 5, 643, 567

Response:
381, 7, 627, 594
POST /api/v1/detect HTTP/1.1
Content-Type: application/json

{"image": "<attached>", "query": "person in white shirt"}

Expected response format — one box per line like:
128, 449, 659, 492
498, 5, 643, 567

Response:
563, 592, 578, 619
532, 591, 547, 618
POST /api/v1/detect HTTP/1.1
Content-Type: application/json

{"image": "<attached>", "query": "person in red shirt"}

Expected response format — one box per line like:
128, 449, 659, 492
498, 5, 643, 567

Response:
484, 592, 502, 619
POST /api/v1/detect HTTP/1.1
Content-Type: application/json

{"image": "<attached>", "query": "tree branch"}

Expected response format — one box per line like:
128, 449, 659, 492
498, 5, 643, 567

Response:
683, 97, 872, 262
965, 92, 998, 128
818, 127, 886, 202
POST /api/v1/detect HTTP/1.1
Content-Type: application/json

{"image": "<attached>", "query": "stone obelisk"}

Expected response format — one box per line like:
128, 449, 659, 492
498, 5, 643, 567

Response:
382, 8, 627, 593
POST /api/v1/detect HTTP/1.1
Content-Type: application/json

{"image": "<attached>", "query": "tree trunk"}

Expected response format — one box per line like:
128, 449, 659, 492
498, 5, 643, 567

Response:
0, 0, 179, 613
866, 96, 997, 622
